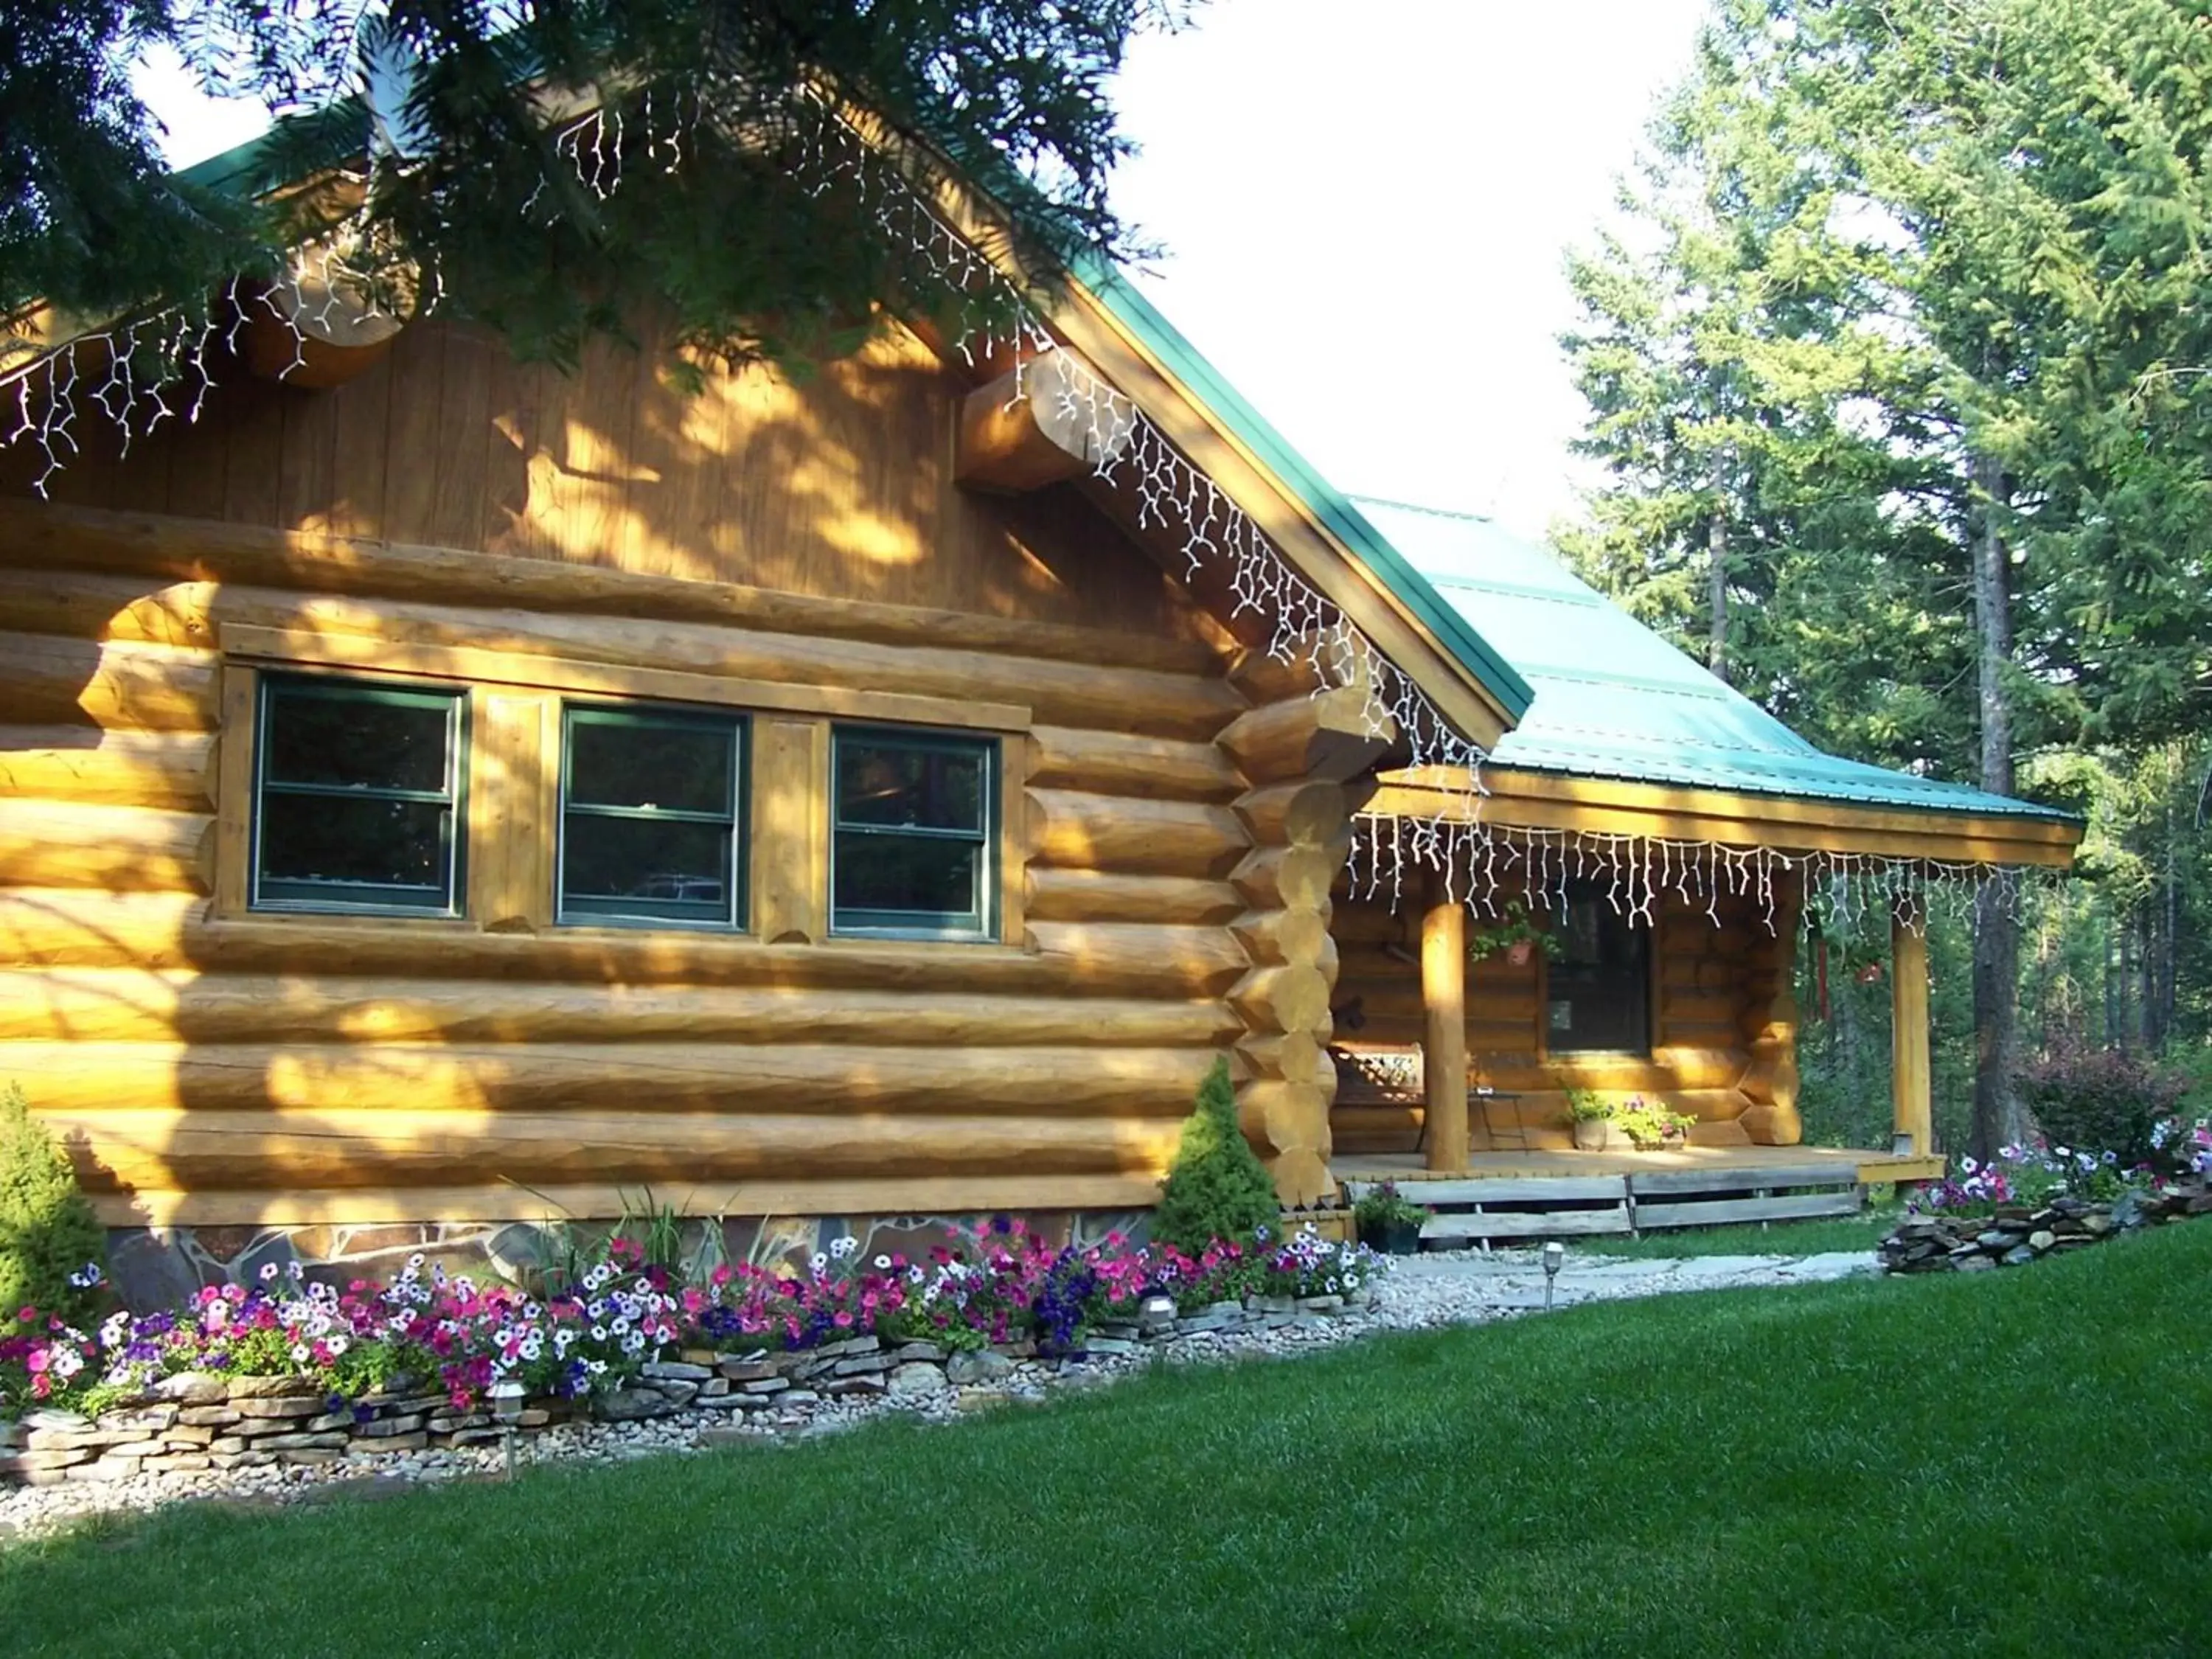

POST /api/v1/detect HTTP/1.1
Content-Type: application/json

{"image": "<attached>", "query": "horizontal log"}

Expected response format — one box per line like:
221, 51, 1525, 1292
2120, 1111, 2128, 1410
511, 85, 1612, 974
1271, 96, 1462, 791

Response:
1025, 789, 1249, 878
1217, 686, 1394, 787
1, 1040, 1230, 1117
36, 1107, 1189, 1192
0, 727, 216, 810
0, 799, 210, 892
1235, 780, 1354, 849
0, 889, 1247, 999
1330, 903, 1412, 946
0, 630, 215, 731
1021, 869, 1245, 927
98, 1174, 1172, 1228
0, 970, 1241, 1048
1228, 964, 1332, 1037
1237, 1029, 1324, 1085
1236, 1077, 1328, 1150
0, 569, 1238, 741
1228, 845, 1342, 912
1662, 956, 1750, 992
0, 501, 1222, 676
1027, 725, 1243, 803
1660, 989, 1745, 1023
1230, 908, 1331, 970
1332, 983, 1540, 1024
1226, 632, 1349, 703
1023, 921, 1252, 998
955, 352, 1132, 492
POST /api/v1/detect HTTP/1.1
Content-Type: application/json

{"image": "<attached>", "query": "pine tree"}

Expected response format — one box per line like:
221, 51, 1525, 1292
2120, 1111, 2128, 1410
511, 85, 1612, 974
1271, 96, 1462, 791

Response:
0, 1085, 106, 1330
4, 2, 1192, 375
1150, 1057, 1280, 1254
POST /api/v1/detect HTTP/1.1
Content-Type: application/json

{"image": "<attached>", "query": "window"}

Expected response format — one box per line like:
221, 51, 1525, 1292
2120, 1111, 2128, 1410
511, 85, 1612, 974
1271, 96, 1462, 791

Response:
830, 728, 996, 940
252, 675, 465, 914
559, 706, 746, 929
1545, 883, 1652, 1054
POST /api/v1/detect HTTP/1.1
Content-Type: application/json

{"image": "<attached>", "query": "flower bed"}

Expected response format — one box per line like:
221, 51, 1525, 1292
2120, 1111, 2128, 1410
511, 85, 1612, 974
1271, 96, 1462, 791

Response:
0, 1221, 1382, 1486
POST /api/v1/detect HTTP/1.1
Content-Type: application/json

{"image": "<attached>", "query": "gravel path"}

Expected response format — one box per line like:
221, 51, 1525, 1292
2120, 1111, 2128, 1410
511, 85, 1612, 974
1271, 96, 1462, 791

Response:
0, 1247, 1880, 1541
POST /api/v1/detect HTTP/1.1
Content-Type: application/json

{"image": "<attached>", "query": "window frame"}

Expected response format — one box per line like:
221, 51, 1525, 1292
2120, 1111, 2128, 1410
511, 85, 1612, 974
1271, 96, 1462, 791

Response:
827, 725, 1000, 943
249, 672, 469, 917
1540, 883, 1655, 1057
554, 702, 750, 932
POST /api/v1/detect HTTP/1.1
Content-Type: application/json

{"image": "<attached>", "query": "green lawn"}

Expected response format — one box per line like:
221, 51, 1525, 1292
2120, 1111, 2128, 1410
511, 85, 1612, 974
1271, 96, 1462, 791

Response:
5, 1226, 2209, 1658
1579, 1208, 1899, 1259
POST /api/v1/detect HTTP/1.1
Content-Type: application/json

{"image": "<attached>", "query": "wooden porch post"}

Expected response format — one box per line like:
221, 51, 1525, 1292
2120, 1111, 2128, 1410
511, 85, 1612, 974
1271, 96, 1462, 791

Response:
1891, 902, 1933, 1156
1422, 876, 1469, 1172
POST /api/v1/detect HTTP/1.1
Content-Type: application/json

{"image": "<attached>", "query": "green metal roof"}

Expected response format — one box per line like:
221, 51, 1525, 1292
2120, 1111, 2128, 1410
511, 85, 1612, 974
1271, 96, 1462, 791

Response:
1350, 496, 2077, 825
1071, 260, 1533, 722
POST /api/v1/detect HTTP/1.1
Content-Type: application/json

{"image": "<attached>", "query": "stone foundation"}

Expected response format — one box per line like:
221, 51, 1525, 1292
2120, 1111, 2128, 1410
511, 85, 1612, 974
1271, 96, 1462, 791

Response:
0, 1295, 1363, 1487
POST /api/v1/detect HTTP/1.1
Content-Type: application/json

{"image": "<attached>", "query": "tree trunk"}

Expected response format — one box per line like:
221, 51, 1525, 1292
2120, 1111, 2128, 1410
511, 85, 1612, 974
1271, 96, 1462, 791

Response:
1706, 510, 1729, 682
1969, 453, 2021, 1161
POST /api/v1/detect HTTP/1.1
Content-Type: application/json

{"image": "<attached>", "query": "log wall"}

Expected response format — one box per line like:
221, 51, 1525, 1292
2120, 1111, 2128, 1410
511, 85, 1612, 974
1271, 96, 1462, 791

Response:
1329, 885, 1775, 1155
0, 318, 1376, 1225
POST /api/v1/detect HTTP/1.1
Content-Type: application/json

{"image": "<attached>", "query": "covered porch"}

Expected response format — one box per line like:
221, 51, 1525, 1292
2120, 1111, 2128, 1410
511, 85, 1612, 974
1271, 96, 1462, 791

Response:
1322, 765, 2081, 1205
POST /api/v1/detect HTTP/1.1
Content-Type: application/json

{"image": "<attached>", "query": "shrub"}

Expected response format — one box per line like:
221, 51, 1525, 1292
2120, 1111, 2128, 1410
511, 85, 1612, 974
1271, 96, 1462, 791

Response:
1150, 1056, 1281, 1253
2019, 1048, 2187, 1170
0, 1084, 105, 1332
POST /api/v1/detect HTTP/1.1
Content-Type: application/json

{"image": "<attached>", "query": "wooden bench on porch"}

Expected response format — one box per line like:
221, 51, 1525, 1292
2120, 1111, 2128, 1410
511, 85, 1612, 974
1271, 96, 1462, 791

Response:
1329, 1043, 1532, 1155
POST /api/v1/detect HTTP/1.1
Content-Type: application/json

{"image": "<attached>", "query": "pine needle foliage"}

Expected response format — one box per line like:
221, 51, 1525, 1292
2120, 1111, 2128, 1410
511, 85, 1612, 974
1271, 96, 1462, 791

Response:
1149, 1056, 1279, 1253
0, 1084, 105, 1332
4, 2, 1197, 378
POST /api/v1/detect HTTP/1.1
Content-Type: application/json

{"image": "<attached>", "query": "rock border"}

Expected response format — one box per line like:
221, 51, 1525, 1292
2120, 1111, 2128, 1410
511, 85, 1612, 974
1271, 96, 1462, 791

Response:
0, 1294, 1362, 1489
1880, 1183, 2211, 1273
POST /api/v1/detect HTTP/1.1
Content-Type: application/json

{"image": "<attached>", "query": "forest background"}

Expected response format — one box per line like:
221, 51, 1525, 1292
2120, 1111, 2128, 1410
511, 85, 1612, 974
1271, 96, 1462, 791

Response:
1559, 0, 2212, 1155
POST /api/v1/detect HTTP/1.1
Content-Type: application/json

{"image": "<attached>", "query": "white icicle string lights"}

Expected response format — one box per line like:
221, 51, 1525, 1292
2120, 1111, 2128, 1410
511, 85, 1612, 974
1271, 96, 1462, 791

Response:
1347, 814, 2050, 939
4, 195, 420, 498
5, 93, 1492, 791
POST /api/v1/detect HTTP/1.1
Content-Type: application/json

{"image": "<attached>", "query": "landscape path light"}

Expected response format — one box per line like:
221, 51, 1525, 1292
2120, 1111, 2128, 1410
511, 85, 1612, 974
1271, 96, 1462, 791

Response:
1542, 1241, 1566, 1312
492, 1380, 526, 1482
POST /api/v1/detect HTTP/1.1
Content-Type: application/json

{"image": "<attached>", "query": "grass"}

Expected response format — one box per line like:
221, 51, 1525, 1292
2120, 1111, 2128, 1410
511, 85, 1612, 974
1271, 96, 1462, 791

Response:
4, 1226, 2209, 1658
1577, 1209, 1899, 1259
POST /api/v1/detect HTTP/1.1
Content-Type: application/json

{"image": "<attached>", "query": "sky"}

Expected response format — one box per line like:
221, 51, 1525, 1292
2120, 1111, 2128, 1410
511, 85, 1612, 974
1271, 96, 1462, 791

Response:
137, 1, 1710, 542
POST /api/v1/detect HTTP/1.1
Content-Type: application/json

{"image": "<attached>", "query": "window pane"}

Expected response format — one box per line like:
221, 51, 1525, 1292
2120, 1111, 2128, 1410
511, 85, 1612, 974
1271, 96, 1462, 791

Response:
834, 831, 981, 922
1546, 888, 1651, 1054
264, 685, 452, 794
569, 716, 733, 815
836, 741, 984, 831
260, 793, 451, 898
563, 814, 733, 920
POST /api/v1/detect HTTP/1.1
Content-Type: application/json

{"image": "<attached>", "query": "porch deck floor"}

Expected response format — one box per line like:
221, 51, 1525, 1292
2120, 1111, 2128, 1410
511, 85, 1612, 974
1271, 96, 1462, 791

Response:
1335, 1144, 1945, 1188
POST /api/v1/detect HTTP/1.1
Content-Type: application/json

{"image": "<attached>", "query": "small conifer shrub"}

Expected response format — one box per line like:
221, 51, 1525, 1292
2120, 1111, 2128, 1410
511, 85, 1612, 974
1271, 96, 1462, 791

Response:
0, 1084, 106, 1331
1150, 1056, 1281, 1253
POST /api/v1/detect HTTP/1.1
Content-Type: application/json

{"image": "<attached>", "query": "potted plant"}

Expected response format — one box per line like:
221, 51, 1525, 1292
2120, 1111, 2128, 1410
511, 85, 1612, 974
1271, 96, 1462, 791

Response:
1352, 1181, 1429, 1255
1612, 1096, 1697, 1151
1465, 899, 1562, 969
1563, 1087, 1614, 1151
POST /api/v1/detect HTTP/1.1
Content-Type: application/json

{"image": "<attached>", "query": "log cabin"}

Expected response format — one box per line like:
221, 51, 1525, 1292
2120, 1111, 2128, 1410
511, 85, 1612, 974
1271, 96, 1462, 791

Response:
0, 127, 2078, 1283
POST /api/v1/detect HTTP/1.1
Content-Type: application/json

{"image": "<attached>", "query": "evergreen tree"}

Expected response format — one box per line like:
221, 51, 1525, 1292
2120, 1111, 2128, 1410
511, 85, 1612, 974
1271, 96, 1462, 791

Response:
1564, 0, 2212, 1155
1150, 1056, 1279, 1254
4, 1, 1194, 375
0, 1085, 106, 1331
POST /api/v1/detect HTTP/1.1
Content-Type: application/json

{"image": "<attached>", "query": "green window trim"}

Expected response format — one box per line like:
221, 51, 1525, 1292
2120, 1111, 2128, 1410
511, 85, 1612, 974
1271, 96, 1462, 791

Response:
829, 726, 998, 942
251, 674, 467, 917
557, 704, 748, 931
